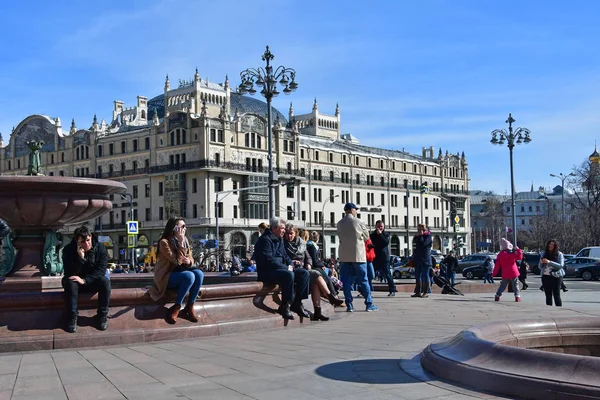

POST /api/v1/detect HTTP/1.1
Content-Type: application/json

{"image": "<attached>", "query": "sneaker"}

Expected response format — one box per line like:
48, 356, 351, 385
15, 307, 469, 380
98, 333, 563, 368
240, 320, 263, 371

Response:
346, 304, 354, 313
515, 297, 521, 302
388, 292, 396, 297
97, 314, 108, 331
366, 304, 379, 312
494, 296, 500, 302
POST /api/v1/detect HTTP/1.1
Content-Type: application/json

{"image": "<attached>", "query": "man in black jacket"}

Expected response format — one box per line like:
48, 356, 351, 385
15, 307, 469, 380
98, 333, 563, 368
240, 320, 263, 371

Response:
254, 218, 310, 320
370, 220, 397, 296
62, 226, 111, 332
443, 250, 459, 286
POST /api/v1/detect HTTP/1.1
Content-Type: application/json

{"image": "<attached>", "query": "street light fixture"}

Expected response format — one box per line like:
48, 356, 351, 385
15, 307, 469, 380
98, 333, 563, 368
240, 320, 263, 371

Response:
120, 193, 134, 266
321, 194, 340, 260
490, 113, 532, 247
238, 46, 298, 220
550, 172, 575, 233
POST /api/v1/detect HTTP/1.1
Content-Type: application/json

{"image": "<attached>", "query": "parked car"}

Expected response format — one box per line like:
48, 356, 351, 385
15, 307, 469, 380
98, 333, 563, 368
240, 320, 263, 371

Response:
573, 258, 600, 281
563, 254, 576, 261
431, 249, 444, 265
575, 247, 600, 259
457, 254, 496, 273
392, 265, 415, 279
462, 264, 487, 280
523, 253, 542, 274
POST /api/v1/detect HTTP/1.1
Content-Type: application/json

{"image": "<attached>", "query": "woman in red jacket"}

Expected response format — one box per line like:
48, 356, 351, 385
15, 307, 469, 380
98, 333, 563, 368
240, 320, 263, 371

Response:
493, 238, 523, 302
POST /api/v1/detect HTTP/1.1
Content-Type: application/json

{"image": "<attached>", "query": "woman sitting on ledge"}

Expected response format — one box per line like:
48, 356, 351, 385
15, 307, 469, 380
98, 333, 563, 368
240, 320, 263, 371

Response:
148, 216, 204, 324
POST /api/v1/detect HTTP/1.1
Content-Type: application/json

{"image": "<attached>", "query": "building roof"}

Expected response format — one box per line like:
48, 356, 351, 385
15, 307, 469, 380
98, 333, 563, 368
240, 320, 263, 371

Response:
147, 92, 287, 124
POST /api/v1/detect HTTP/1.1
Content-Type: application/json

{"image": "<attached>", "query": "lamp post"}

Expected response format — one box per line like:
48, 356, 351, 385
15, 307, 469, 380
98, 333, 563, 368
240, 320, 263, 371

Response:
120, 193, 134, 266
490, 113, 532, 247
238, 46, 298, 220
550, 172, 575, 233
321, 194, 340, 260
405, 188, 410, 257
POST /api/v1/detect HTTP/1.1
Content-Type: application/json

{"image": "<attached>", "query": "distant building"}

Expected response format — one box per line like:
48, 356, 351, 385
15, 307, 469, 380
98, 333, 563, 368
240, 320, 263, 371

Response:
1, 72, 471, 262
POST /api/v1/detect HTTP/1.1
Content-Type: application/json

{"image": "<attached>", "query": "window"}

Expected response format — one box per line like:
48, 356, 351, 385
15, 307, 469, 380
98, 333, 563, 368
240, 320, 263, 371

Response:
145, 184, 150, 197
97, 145, 103, 157
217, 202, 223, 218
356, 174, 360, 184
289, 141, 295, 153
301, 149, 305, 159
121, 141, 126, 153
356, 192, 361, 204
210, 129, 216, 142
215, 177, 223, 192
329, 153, 333, 162
145, 137, 150, 149
330, 189, 335, 202
193, 204, 198, 218
381, 194, 385, 206
315, 151, 319, 161
301, 187, 306, 201
217, 129, 224, 143
132, 185, 138, 199
192, 178, 197, 193
233, 205, 238, 219
159, 182, 163, 196
233, 180, 238, 194
133, 139, 138, 152
145, 208, 151, 221
521, 206, 525, 212
287, 184, 294, 198
120, 162, 125, 174
329, 171, 334, 181
159, 207, 164, 220
109, 144, 114, 155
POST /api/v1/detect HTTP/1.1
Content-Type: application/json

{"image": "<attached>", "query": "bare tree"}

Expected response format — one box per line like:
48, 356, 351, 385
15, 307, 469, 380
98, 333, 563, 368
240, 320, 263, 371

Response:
479, 197, 505, 252
567, 159, 600, 247
519, 206, 561, 252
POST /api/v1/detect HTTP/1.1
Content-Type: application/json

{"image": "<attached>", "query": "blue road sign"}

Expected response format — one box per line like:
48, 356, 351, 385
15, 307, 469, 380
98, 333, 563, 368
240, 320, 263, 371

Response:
127, 221, 139, 234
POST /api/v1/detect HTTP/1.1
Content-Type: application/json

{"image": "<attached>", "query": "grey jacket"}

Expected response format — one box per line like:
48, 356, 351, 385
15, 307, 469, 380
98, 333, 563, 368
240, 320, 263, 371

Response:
337, 214, 369, 263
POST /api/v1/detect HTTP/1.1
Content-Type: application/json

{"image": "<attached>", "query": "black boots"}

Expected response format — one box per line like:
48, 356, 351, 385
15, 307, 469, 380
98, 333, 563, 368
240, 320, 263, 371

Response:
290, 301, 311, 318
310, 306, 329, 321
277, 303, 294, 320
411, 282, 422, 298
327, 293, 344, 307
98, 314, 108, 331
66, 316, 77, 333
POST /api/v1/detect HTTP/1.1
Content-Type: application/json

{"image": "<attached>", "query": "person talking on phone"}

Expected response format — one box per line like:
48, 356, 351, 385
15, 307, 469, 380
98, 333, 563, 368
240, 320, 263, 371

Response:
62, 225, 111, 333
149, 217, 204, 324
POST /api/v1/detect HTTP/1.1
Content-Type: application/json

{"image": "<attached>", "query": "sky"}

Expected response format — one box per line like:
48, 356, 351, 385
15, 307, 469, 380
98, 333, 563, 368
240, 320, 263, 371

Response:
1, 0, 599, 194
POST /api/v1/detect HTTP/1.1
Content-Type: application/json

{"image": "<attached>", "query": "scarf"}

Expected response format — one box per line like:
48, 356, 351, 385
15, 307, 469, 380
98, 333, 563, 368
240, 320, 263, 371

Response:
285, 237, 306, 260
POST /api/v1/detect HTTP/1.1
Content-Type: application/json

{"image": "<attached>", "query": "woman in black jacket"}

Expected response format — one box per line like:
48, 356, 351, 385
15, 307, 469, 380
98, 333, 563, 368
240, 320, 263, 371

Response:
306, 231, 344, 306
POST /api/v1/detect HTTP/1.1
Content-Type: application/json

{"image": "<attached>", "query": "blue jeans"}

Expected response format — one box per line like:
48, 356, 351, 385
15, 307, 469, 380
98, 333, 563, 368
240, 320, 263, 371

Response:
168, 269, 204, 306
446, 271, 456, 286
483, 272, 494, 283
340, 262, 372, 307
366, 262, 375, 292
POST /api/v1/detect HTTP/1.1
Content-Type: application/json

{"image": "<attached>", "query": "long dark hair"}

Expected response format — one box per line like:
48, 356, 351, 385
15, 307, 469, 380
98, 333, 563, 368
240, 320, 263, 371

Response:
544, 239, 560, 262
157, 216, 184, 256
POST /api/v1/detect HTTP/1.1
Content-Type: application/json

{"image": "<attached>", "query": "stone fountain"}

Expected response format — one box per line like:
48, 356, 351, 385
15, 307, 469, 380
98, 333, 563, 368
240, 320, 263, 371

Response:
0, 140, 126, 277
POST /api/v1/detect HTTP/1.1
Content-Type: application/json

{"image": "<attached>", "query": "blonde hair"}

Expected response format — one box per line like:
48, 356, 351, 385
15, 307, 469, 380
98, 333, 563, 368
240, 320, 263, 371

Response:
299, 229, 309, 242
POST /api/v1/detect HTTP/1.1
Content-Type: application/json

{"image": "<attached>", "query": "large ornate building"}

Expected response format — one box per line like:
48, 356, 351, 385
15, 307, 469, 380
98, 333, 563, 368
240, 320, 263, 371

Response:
0, 71, 471, 262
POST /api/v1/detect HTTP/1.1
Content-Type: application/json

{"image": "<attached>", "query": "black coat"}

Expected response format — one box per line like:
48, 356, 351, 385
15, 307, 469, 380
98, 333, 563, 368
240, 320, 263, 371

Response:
254, 229, 293, 281
63, 236, 108, 285
443, 255, 458, 273
413, 233, 432, 267
370, 230, 390, 267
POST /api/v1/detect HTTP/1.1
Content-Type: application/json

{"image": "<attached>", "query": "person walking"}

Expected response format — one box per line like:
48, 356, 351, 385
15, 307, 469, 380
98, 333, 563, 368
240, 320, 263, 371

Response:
411, 224, 432, 298
370, 221, 396, 296
517, 259, 529, 290
493, 238, 523, 302
482, 256, 495, 284
337, 203, 378, 312
442, 250, 458, 286
149, 217, 204, 324
538, 239, 565, 307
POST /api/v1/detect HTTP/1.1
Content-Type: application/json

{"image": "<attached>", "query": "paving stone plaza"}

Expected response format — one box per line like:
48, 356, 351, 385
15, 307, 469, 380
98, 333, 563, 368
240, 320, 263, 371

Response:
2, 285, 600, 400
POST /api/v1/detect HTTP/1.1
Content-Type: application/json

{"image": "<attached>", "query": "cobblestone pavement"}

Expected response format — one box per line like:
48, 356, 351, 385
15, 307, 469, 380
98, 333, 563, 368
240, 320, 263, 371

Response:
2, 286, 599, 400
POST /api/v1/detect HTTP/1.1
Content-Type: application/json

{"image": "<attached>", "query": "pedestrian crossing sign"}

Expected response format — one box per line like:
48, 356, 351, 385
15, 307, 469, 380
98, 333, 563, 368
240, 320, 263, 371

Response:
127, 221, 139, 234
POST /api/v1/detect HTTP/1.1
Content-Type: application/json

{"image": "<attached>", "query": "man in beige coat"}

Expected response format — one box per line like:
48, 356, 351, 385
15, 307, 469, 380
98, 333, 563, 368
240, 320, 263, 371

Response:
337, 203, 378, 312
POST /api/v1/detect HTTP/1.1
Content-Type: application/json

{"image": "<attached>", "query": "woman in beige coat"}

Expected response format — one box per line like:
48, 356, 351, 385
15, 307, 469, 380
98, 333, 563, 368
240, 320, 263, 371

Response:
149, 217, 203, 324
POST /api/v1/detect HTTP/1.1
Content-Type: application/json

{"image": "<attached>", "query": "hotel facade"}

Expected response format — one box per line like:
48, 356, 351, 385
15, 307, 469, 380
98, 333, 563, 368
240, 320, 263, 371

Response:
0, 71, 471, 263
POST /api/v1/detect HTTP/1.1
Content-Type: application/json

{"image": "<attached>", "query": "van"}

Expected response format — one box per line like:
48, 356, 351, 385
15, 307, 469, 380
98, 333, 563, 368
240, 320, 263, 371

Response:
576, 247, 600, 259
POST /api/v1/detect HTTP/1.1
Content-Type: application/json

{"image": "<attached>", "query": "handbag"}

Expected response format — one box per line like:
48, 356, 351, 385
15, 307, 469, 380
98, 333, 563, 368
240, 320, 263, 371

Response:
551, 268, 565, 278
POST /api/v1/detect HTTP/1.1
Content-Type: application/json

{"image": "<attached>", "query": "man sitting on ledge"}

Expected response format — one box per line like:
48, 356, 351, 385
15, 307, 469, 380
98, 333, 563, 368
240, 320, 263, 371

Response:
254, 217, 310, 320
62, 225, 111, 333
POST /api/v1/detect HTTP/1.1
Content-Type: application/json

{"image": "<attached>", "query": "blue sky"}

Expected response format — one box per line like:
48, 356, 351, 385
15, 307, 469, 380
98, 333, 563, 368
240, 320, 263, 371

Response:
1, 0, 598, 193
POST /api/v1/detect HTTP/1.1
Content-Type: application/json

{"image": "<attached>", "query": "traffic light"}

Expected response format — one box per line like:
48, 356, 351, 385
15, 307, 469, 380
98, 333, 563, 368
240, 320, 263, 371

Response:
419, 181, 429, 196
453, 242, 458, 250
458, 237, 464, 248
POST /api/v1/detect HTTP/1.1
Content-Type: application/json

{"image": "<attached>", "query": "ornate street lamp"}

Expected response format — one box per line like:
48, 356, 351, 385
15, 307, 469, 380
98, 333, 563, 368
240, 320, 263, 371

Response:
238, 46, 298, 220
490, 113, 532, 247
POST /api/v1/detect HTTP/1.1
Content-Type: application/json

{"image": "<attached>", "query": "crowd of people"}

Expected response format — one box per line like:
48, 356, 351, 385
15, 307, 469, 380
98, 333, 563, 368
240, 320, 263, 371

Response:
30, 202, 566, 332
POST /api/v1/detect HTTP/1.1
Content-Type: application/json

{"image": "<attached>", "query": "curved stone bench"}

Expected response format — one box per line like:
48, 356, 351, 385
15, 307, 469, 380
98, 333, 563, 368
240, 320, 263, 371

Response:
0, 281, 335, 353
420, 317, 600, 400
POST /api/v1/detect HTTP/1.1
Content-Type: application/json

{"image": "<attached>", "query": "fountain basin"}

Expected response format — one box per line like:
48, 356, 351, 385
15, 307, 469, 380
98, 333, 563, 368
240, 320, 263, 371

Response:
0, 176, 126, 276
421, 317, 600, 400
